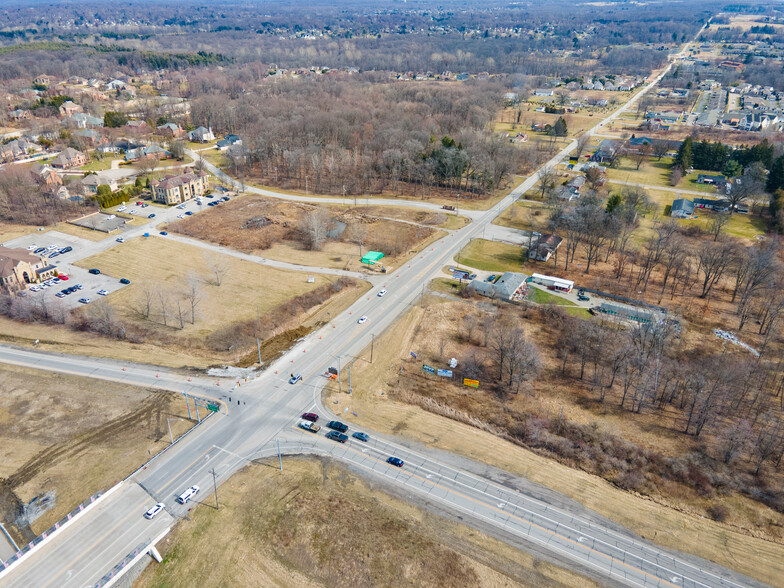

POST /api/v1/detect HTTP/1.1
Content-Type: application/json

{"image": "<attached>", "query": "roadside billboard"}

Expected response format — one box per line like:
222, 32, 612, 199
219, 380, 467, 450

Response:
422, 364, 436, 375
463, 378, 479, 388
436, 369, 453, 378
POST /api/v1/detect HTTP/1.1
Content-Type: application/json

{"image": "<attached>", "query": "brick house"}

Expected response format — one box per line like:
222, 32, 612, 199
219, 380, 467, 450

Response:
151, 171, 209, 205
51, 147, 87, 169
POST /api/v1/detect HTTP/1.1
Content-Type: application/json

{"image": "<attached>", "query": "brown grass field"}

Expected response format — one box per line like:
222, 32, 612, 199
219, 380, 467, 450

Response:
134, 457, 599, 588
0, 364, 193, 543
322, 300, 784, 587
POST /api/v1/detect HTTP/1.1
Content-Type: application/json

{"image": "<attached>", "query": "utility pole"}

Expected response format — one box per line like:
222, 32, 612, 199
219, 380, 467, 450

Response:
338, 355, 342, 394
210, 468, 219, 510
277, 440, 282, 471
183, 392, 191, 420
348, 365, 352, 394
256, 338, 262, 365
166, 418, 178, 445
370, 334, 375, 363
420, 283, 425, 308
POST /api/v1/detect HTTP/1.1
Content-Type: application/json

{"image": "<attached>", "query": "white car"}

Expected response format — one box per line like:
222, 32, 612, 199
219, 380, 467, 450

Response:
377, 289, 387, 297
30, 285, 40, 292
47, 245, 57, 250
130, 209, 137, 214
144, 503, 166, 520
97, 289, 108, 296
358, 315, 368, 324
106, 214, 116, 220
177, 214, 184, 219
78, 298, 91, 304
26, 245, 36, 251
116, 237, 125, 243
176, 485, 200, 504
117, 206, 127, 212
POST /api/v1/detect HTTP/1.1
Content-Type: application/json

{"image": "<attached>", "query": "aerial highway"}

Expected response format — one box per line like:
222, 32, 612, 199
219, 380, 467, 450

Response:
1, 24, 760, 588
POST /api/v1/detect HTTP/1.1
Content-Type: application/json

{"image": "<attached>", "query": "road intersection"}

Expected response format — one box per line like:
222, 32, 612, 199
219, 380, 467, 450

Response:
1, 25, 763, 588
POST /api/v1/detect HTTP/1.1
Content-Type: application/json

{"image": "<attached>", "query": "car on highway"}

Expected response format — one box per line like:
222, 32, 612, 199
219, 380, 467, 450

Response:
97, 289, 108, 296
298, 420, 321, 433
78, 298, 91, 304
327, 420, 348, 433
116, 237, 125, 243
301, 412, 319, 422
326, 431, 348, 443
289, 373, 302, 384
387, 457, 404, 467
352, 432, 369, 442
88, 269, 100, 275
176, 485, 200, 504
120, 278, 131, 284
160, 231, 168, 236
144, 503, 165, 520
357, 315, 368, 324
377, 289, 387, 297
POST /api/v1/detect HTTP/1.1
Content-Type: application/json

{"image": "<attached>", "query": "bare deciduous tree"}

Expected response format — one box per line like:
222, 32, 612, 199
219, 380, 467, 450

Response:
300, 207, 332, 251
208, 256, 230, 286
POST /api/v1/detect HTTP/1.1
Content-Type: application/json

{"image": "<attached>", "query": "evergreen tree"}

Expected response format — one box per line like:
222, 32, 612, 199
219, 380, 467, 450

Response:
767, 155, 784, 194
675, 136, 693, 170
552, 117, 568, 137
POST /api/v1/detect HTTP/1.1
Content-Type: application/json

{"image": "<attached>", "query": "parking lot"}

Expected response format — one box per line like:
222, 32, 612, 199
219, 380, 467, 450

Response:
24, 266, 130, 311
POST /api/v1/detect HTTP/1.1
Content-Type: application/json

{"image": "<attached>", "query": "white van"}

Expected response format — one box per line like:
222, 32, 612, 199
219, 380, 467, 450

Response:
176, 485, 200, 504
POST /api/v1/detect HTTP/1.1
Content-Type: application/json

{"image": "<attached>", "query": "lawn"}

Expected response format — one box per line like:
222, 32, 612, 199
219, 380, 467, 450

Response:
74, 237, 339, 339
74, 156, 122, 173
0, 364, 192, 541
457, 238, 526, 273
526, 285, 577, 306
134, 457, 597, 588
429, 277, 464, 297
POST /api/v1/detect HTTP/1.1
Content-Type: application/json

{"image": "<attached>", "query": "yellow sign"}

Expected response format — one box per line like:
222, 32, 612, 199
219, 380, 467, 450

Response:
463, 378, 479, 388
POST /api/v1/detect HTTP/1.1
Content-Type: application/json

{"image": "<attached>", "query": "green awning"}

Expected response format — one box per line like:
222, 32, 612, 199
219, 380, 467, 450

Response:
361, 251, 385, 265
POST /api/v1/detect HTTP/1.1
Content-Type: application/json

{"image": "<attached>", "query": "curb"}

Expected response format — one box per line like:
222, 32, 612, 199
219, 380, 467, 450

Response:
101, 527, 171, 588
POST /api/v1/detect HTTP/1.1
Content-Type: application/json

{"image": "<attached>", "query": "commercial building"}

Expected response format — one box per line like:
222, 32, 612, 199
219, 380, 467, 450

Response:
0, 247, 57, 292
151, 171, 209, 205
530, 273, 574, 293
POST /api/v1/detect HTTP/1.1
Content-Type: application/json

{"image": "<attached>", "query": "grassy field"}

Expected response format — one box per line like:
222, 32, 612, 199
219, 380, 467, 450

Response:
526, 286, 576, 306
74, 156, 122, 172
134, 457, 598, 588
0, 223, 44, 243
0, 364, 193, 542
457, 238, 526, 273
322, 306, 784, 587
74, 237, 337, 340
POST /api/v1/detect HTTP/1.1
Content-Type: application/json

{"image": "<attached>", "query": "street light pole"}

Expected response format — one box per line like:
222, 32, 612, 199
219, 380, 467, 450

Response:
210, 468, 219, 510
166, 418, 179, 445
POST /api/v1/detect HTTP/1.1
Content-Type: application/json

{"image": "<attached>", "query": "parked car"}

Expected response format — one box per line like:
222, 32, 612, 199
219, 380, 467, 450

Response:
357, 315, 368, 324
78, 298, 91, 304
48, 252, 59, 258
120, 278, 131, 284
176, 485, 200, 504
55, 292, 65, 298
97, 289, 108, 296
57, 275, 68, 280
289, 373, 302, 384
34, 248, 46, 254
299, 420, 321, 433
301, 412, 319, 422
117, 206, 127, 212
487, 274, 496, 282
148, 213, 156, 218
59, 246, 72, 253
387, 457, 404, 467
88, 268, 100, 275
144, 503, 166, 520
327, 421, 348, 433
352, 432, 369, 442
326, 431, 348, 443
185, 211, 194, 216
577, 294, 590, 302
160, 231, 168, 236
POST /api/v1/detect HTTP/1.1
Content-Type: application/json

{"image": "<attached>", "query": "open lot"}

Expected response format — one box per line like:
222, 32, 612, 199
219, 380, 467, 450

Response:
0, 364, 193, 543
134, 457, 597, 588
457, 238, 526, 273
323, 302, 784, 587
166, 194, 444, 273
73, 236, 364, 357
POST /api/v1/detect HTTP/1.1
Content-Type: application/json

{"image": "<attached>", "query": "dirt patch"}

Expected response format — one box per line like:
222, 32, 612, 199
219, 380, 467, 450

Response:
0, 364, 194, 543
134, 457, 598, 588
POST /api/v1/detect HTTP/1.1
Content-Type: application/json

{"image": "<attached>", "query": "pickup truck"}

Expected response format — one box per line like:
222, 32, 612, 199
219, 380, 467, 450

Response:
298, 420, 321, 433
